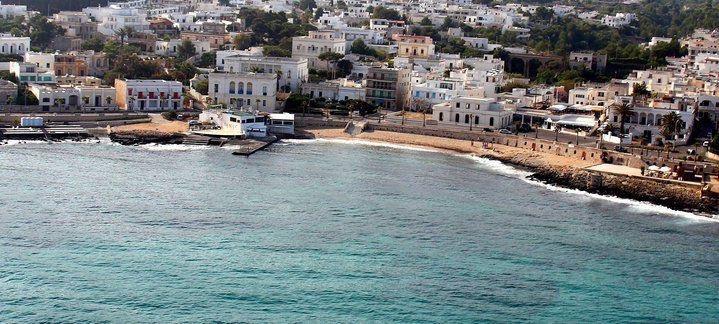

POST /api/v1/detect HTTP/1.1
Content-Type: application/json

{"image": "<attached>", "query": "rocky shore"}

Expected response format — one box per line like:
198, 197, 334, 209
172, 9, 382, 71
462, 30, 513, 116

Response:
109, 129, 185, 145
301, 127, 719, 216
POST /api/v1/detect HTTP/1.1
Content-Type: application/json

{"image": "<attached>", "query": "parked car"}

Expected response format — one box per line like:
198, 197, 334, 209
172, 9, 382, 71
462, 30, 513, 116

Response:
498, 129, 513, 134
483, 128, 494, 132
703, 141, 710, 147
188, 120, 199, 126
614, 145, 628, 153
517, 123, 533, 133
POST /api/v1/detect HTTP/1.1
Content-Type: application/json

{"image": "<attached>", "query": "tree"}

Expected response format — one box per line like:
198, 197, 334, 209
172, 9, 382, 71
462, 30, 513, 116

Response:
115, 26, 134, 45
28, 14, 65, 50
318, 51, 344, 78
177, 39, 197, 60
660, 112, 683, 140
81, 36, 105, 52
633, 83, 651, 97
194, 79, 209, 95
196, 52, 216, 68
284, 93, 310, 113
298, 0, 317, 11
420, 17, 433, 26
336, 59, 353, 77
233, 34, 254, 50
711, 134, 719, 153
314, 7, 325, 20
611, 102, 634, 135
371, 6, 401, 20
346, 99, 376, 117
263, 45, 291, 57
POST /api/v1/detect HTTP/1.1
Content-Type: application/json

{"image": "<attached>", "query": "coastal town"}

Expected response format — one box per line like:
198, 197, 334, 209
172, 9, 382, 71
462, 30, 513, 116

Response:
0, 0, 718, 214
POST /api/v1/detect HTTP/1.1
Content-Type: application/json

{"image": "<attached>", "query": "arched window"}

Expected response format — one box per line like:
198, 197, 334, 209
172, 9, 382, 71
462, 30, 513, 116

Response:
464, 114, 470, 124
474, 116, 479, 124
229, 81, 236, 94
455, 113, 460, 123
439, 112, 443, 121
238, 82, 244, 94
246, 82, 253, 95
489, 117, 494, 126
262, 85, 267, 96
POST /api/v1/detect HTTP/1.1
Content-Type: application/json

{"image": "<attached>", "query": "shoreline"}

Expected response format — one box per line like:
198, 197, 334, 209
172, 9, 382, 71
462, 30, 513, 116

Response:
298, 127, 719, 218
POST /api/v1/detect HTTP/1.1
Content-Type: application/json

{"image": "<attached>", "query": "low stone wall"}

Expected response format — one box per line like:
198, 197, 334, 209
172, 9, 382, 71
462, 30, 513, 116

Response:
531, 166, 716, 214
0, 112, 149, 123
368, 123, 643, 167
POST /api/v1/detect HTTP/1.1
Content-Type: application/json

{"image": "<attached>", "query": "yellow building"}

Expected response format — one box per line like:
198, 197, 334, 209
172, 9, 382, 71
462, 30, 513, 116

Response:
396, 35, 435, 59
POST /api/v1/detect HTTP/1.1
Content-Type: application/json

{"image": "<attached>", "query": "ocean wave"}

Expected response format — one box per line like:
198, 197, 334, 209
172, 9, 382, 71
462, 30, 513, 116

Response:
289, 138, 442, 153
286, 138, 718, 222
460, 153, 718, 223
136, 143, 212, 151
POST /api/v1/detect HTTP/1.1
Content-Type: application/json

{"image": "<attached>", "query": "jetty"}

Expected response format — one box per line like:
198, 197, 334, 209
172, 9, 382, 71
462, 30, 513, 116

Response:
231, 136, 278, 156
0, 125, 90, 141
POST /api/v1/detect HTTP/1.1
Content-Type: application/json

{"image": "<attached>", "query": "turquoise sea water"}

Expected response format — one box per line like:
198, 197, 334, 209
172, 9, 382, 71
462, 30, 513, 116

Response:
0, 139, 718, 322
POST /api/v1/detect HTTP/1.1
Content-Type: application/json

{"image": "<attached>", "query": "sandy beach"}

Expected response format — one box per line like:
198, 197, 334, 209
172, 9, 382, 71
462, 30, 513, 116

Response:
302, 128, 598, 169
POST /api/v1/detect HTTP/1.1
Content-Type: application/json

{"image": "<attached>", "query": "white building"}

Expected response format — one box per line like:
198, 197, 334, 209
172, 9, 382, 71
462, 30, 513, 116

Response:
24, 52, 55, 71
29, 84, 117, 112
432, 97, 514, 129
83, 5, 150, 36
208, 72, 278, 112
114, 79, 183, 111
301, 78, 365, 101
9, 62, 55, 84
0, 2, 27, 19
218, 56, 308, 92
155, 39, 212, 56
0, 34, 30, 55
607, 96, 695, 144
601, 13, 636, 28
292, 30, 347, 69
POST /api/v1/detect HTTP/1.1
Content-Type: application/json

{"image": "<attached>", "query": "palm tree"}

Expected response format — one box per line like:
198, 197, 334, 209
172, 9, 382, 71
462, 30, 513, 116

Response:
275, 70, 283, 93
115, 26, 134, 45
318, 52, 344, 79
660, 112, 682, 141
611, 102, 634, 135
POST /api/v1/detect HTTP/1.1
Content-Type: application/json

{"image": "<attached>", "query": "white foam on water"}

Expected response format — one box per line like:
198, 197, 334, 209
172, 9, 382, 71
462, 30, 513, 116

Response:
459, 152, 719, 223
313, 138, 442, 153
285, 138, 718, 223
137, 143, 213, 151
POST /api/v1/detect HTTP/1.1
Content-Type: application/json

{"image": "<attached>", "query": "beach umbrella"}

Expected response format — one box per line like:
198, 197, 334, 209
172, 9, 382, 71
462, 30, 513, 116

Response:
648, 165, 659, 171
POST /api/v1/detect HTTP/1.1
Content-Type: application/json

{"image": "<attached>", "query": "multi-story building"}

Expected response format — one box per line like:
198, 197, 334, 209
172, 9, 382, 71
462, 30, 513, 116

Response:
292, 30, 347, 69
396, 35, 435, 59
607, 96, 695, 144
180, 31, 231, 49
83, 5, 150, 36
601, 13, 636, 28
301, 78, 365, 101
29, 84, 117, 112
155, 39, 211, 56
569, 52, 607, 72
432, 97, 514, 129
365, 66, 411, 111
53, 11, 98, 39
0, 79, 17, 104
208, 72, 278, 112
218, 56, 308, 92
0, 34, 30, 55
0, 2, 26, 19
54, 54, 89, 77
115, 79, 184, 111
9, 62, 55, 84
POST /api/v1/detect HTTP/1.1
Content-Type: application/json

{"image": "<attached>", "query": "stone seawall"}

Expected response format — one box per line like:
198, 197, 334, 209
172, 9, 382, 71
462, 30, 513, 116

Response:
483, 152, 717, 214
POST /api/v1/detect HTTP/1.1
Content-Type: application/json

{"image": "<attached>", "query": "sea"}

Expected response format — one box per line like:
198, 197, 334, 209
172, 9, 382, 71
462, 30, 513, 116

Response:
1, 139, 718, 322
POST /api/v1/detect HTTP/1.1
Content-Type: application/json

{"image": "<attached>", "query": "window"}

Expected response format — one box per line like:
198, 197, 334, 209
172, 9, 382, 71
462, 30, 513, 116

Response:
455, 113, 459, 123
213, 84, 218, 93
464, 115, 469, 124
474, 116, 479, 124
262, 86, 267, 96
489, 117, 494, 126
238, 82, 244, 94
246, 82, 253, 95
229, 81, 236, 94
439, 112, 443, 121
